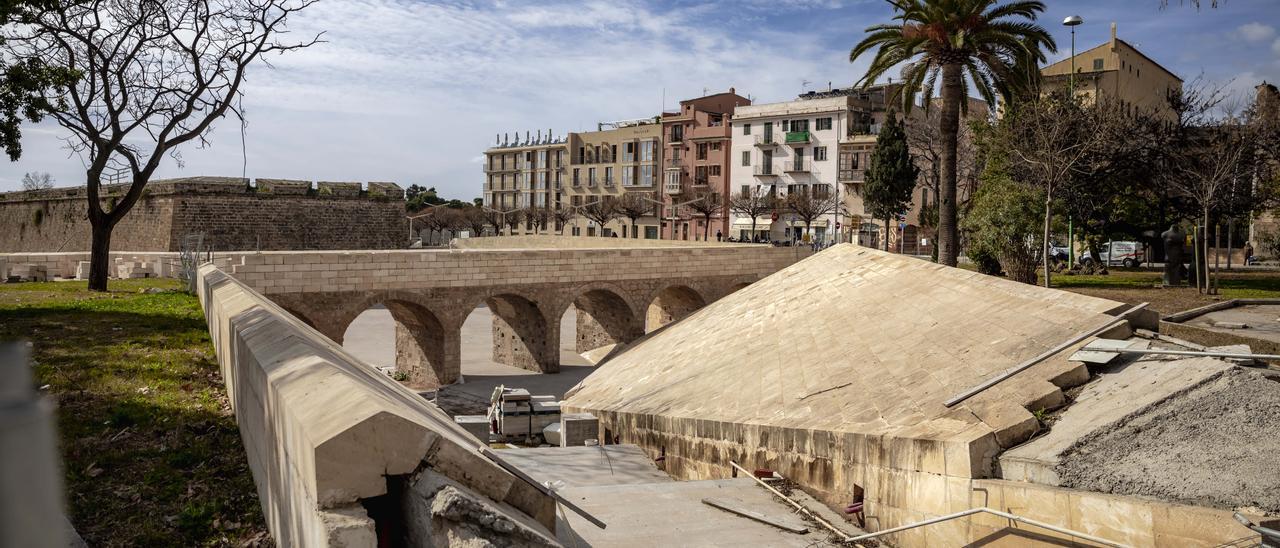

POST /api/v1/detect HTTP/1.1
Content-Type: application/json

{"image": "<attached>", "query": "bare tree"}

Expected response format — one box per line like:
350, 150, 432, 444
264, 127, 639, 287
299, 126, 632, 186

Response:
523, 206, 549, 234
503, 208, 525, 235
785, 185, 839, 242
1001, 94, 1102, 287
20, 171, 52, 190
683, 189, 724, 241
482, 208, 506, 235
550, 206, 575, 235
464, 206, 488, 237
4, 0, 320, 290
578, 197, 619, 237
728, 187, 775, 241
615, 192, 654, 238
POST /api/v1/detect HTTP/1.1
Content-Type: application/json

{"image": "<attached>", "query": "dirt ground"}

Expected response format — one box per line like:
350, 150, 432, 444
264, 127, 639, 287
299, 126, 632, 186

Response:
1055, 367, 1280, 514
1052, 268, 1280, 317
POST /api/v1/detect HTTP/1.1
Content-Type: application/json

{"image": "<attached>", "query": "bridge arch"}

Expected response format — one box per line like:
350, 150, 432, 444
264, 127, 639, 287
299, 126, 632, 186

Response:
339, 294, 454, 388
464, 290, 558, 374
561, 283, 643, 357
645, 284, 707, 333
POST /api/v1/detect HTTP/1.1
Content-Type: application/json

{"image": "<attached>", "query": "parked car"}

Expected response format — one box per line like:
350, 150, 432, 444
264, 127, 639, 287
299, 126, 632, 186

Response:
1047, 242, 1070, 263
1079, 241, 1143, 268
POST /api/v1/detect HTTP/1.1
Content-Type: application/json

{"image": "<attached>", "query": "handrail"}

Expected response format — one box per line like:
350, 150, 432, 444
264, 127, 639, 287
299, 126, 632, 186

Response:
848, 507, 1128, 547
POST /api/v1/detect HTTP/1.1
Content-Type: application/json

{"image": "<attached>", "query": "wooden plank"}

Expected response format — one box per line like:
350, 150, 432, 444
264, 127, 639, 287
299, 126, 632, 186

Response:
701, 497, 809, 534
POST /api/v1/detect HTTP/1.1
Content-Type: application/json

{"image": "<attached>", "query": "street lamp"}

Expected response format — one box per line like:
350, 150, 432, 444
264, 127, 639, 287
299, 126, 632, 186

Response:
1063, 14, 1083, 269
1063, 15, 1083, 98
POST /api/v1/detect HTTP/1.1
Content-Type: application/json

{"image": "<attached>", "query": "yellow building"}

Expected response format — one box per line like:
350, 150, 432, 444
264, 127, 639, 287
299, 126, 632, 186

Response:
1040, 23, 1182, 119
482, 132, 568, 233
563, 120, 664, 238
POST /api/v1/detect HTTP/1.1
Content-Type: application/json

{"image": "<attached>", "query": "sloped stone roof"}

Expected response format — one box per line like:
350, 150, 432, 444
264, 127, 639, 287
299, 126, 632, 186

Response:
565, 245, 1126, 440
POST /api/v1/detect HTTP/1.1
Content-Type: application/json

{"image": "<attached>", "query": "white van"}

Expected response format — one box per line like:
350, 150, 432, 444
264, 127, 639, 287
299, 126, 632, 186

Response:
1080, 241, 1143, 268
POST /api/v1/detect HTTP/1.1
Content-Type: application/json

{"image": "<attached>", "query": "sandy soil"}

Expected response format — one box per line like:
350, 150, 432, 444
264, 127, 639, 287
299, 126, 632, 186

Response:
1056, 367, 1280, 513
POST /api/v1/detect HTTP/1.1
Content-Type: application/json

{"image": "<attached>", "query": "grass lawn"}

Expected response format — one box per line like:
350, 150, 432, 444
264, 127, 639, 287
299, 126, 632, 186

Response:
1050, 268, 1280, 316
0, 279, 267, 547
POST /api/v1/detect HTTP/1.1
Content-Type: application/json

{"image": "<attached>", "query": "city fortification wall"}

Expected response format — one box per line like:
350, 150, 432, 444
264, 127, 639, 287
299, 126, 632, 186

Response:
0, 177, 407, 253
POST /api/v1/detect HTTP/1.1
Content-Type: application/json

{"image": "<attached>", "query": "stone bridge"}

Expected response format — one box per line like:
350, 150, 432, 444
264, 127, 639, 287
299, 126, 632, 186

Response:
223, 238, 810, 387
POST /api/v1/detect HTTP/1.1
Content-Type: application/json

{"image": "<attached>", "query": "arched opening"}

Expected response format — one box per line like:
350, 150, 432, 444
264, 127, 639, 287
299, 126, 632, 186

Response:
281, 307, 317, 330
341, 300, 449, 388
487, 293, 551, 373
646, 285, 706, 333
571, 288, 640, 364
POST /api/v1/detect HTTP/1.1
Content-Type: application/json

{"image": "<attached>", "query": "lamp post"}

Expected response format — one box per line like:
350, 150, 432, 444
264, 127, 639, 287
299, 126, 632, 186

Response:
1063, 15, 1083, 269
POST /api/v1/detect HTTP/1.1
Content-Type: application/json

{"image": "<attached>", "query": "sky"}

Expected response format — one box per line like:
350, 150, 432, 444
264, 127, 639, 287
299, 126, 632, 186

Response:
1, 0, 1278, 198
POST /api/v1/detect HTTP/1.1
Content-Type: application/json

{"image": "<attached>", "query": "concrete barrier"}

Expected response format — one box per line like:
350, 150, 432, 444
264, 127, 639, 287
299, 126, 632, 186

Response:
196, 264, 555, 546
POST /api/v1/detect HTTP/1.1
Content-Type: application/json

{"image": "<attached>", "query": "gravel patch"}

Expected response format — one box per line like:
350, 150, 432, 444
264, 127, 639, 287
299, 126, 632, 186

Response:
1056, 367, 1280, 513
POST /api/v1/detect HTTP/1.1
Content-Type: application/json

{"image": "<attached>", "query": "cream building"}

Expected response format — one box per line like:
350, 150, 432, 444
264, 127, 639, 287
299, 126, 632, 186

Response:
482, 131, 568, 233
1040, 23, 1182, 119
563, 120, 664, 238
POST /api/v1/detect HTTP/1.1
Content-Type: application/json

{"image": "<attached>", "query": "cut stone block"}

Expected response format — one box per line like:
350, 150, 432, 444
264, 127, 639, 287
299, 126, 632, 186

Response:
561, 413, 599, 447
9, 263, 47, 282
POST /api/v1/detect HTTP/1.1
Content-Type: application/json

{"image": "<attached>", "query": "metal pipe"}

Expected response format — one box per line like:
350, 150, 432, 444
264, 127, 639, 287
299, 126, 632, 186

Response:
728, 461, 856, 544
1109, 348, 1280, 361
848, 506, 1129, 548
479, 446, 607, 529
944, 302, 1149, 407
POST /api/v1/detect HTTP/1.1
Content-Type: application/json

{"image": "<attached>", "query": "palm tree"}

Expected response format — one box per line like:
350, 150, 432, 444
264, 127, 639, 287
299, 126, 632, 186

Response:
850, 0, 1055, 266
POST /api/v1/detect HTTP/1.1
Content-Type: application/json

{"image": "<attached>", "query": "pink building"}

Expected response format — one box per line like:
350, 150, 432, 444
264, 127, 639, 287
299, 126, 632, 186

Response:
660, 89, 751, 241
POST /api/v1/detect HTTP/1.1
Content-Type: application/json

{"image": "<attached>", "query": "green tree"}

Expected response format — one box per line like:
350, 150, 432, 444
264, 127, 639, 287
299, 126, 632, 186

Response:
963, 157, 1044, 285
850, 0, 1055, 267
863, 112, 918, 251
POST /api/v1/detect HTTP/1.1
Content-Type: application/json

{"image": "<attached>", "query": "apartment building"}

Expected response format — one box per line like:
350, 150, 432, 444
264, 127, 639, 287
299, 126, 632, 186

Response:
660, 88, 752, 240
563, 120, 663, 238
728, 96, 852, 244
1040, 23, 1182, 120
483, 132, 568, 234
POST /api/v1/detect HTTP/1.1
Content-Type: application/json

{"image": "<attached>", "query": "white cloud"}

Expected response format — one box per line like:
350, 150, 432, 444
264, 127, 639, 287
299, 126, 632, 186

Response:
1237, 22, 1276, 43
0, 0, 867, 198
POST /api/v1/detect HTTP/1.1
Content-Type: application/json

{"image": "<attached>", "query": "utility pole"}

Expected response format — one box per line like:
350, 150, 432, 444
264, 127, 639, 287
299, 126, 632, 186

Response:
1063, 15, 1083, 269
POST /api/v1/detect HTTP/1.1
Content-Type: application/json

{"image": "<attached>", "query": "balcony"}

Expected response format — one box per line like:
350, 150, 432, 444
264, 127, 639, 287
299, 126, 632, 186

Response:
839, 169, 866, 183
669, 132, 684, 143
753, 164, 778, 177
665, 182, 682, 195
782, 162, 819, 176
666, 158, 683, 169
602, 177, 616, 188
785, 131, 811, 145
754, 134, 779, 147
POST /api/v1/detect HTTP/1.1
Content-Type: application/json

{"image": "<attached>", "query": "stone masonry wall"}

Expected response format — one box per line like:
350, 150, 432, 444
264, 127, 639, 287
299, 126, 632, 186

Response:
0, 177, 407, 253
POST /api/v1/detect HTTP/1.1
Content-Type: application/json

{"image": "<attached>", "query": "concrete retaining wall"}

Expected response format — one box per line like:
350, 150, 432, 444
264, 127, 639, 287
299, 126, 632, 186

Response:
196, 264, 555, 546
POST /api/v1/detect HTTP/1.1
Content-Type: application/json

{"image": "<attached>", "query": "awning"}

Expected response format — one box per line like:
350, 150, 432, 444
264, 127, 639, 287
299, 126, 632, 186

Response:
786, 220, 829, 228
732, 220, 772, 230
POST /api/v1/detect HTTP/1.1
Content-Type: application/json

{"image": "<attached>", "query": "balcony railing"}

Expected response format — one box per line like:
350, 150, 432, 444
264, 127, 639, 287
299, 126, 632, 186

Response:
782, 161, 819, 176
785, 131, 811, 145
753, 164, 778, 176
665, 182, 682, 195
587, 177, 598, 188
669, 132, 684, 143
839, 169, 866, 183
603, 177, 615, 187
754, 134, 779, 147
666, 158, 683, 169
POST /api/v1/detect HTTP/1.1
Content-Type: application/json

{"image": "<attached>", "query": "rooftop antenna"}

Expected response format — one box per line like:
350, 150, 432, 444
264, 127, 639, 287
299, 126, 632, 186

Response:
802, 79, 812, 91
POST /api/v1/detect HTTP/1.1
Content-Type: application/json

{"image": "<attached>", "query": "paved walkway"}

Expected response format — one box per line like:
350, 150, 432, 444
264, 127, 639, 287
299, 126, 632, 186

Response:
343, 305, 594, 401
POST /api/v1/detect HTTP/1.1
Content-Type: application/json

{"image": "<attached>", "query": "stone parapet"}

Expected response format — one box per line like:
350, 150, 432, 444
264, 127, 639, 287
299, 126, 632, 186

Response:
195, 263, 554, 546
0, 177, 403, 203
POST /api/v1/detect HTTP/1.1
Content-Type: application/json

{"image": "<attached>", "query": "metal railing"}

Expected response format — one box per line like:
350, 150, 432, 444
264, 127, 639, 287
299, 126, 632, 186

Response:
781, 161, 817, 175
753, 164, 777, 176
754, 134, 778, 147
665, 182, 682, 194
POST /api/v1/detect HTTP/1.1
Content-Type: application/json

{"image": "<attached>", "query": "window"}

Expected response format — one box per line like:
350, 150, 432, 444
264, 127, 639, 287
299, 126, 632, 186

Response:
573, 168, 580, 185
640, 165, 655, 186
1093, 58, 1103, 71
671, 125, 684, 141
588, 167, 596, 183
623, 142, 636, 162
921, 189, 929, 210
743, 123, 752, 135
813, 184, 831, 199
578, 146, 586, 163
815, 146, 828, 161
711, 142, 721, 151
605, 166, 614, 183
742, 150, 751, 166
697, 143, 708, 160
741, 185, 750, 196
611, 145, 617, 161
695, 165, 708, 182
709, 114, 723, 127
640, 140, 655, 162
539, 150, 548, 167
645, 226, 658, 239
816, 117, 832, 131
791, 119, 809, 132
622, 167, 635, 186
709, 165, 721, 177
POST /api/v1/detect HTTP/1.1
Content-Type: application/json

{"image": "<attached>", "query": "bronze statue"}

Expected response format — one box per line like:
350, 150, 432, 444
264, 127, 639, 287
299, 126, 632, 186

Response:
1161, 224, 1185, 286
